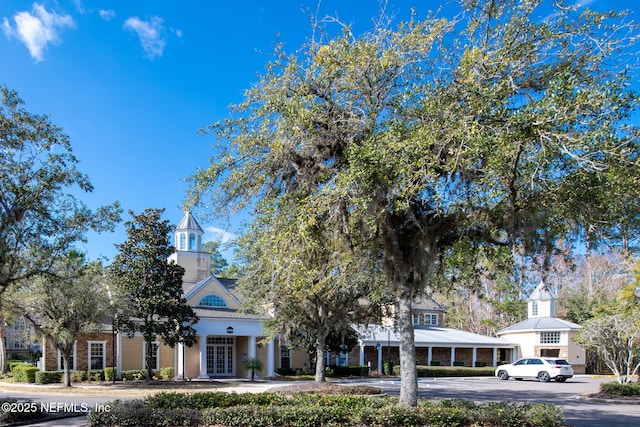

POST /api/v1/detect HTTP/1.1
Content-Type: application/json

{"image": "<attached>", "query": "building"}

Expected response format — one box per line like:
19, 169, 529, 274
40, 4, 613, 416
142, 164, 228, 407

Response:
36, 211, 524, 378
497, 282, 586, 373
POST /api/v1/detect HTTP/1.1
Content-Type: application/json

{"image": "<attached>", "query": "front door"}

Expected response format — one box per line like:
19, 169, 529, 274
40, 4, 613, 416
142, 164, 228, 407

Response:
206, 336, 235, 376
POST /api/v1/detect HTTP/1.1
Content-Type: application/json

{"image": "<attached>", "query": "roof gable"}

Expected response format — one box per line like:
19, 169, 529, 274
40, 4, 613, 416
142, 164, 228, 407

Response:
185, 276, 241, 310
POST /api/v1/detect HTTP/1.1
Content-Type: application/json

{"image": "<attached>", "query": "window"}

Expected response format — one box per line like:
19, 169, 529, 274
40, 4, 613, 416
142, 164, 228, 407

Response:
532, 301, 538, 316
189, 233, 196, 250
198, 294, 227, 308
412, 314, 420, 325
143, 341, 159, 371
424, 313, 438, 326
88, 341, 105, 370
280, 345, 291, 369
179, 233, 186, 250
540, 331, 561, 344
12, 337, 26, 350
58, 343, 76, 371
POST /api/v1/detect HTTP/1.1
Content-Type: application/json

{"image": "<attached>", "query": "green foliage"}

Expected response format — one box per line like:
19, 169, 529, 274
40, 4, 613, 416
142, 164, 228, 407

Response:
93, 392, 563, 427
0, 399, 45, 424
12, 364, 38, 383
160, 366, 174, 380
104, 367, 116, 381
35, 371, 63, 384
121, 370, 148, 381
326, 365, 370, 377
242, 357, 263, 381
202, 240, 229, 276
6, 252, 111, 387
0, 84, 121, 375
187, 0, 640, 405
600, 381, 640, 396
417, 366, 495, 377
109, 208, 199, 380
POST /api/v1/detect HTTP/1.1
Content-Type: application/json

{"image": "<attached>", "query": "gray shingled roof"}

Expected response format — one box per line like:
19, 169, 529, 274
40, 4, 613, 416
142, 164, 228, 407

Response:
497, 317, 580, 334
176, 211, 204, 233
357, 325, 515, 347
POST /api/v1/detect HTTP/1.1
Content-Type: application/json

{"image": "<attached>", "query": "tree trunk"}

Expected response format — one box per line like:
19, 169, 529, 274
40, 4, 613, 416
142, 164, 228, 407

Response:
62, 351, 72, 387
0, 298, 5, 375
397, 290, 418, 406
145, 338, 154, 380
315, 334, 327, 383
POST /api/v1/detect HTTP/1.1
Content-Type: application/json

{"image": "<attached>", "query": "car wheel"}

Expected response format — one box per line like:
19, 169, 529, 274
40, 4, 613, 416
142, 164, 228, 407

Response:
497, 370, 509, 380
538, 371, 551, 382
555, 376, 567, 383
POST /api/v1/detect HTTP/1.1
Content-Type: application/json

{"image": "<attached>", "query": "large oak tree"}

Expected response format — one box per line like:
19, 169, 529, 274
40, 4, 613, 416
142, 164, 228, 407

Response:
0, 85, 121, 373
188, 0, 639, 405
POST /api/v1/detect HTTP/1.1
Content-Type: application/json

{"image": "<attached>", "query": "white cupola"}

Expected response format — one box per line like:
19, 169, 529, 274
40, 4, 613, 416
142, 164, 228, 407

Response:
527, 281, 556, 318
175, 211, 204, 252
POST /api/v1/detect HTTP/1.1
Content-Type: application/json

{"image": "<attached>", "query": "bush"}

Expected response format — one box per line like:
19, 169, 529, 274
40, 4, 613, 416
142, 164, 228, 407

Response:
35, 371, 63, 384
88, 400, 201, 427
8, 361, 29, 374
383, 360, 395, 375
12, 364, 39, 383
95, 392, 564, 427
87, 370, 104, 381
600, 381, 640, 396
416, 365, 495, 377
160, 366, 174, 380
104, 367, 116, 382
0, 398, 45, 425
121, 369, 147, 380
454, 361, 465, 366
326, 365, 370, 377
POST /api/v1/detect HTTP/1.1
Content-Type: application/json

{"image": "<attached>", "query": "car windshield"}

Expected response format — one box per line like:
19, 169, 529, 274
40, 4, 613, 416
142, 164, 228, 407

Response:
546, 359, 570, 365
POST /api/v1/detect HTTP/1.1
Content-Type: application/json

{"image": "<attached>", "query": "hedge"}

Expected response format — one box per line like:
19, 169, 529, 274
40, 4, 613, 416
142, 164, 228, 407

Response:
12, 364, 39, 383
35, 371, 63, 384
88, 391, 564, 427
600, 381, 640, 396
0, 399, 45, 425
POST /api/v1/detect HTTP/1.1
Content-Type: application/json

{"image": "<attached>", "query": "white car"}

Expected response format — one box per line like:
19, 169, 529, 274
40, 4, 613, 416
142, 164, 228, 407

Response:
495, 357, 574, 382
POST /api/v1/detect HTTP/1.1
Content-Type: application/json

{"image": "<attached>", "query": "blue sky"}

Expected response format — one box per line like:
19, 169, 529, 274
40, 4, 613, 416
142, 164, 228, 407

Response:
0, 0, 636, 263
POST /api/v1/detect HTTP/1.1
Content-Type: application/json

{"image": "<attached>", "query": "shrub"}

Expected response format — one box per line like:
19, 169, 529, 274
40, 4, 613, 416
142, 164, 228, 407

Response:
453, 361, 465, 366
326, 365, 370, 377
8, 361, 29, 374
104, 367, 116, 382
12, 364, 39, 383
70, 371, 86, 382
430, 360, 441, 366
160, 366, 174, 380
121, 369, 147, 380
416, 365, 495, 377
0, 398, 45, 424
87, 370, 104, 381
383, 360, 395, 375
600, 381, 640, 396
92, 392, 564, 427
35, 371, 63, 384
475, 361, 487, 367
88, 399, 201, 426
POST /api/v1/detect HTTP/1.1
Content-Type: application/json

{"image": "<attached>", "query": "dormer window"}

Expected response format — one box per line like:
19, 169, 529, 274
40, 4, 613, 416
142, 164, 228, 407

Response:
198, 294, 227, 308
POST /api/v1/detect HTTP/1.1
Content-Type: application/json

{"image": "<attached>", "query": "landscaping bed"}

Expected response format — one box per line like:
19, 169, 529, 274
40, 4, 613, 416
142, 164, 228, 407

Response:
88, 388, 565, 427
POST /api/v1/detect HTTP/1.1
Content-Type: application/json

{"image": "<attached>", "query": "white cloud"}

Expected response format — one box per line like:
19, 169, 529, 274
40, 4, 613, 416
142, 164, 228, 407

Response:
2, 3, 75, 62
99, 9, 116, 21
204, 226, 236, 244
123, 16, 166, 59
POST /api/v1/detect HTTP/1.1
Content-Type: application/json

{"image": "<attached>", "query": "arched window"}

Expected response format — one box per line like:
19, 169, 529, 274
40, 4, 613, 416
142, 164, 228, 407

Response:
179, 233, 186, 250
189, 233, 196, 250
198, 294, 227, 308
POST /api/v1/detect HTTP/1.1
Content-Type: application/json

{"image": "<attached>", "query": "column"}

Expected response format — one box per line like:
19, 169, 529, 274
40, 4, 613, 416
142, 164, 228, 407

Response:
427, 347, 432, 366
198, 335, 208, 378
177, 342, 185, 379
492, 347, 498, 367
248, 336, 256, 358
266, 338, 275, 377
472, 347, 477, 368
359, 342, 365, 366
377, 344, 383, 374
116, 332, 122, 378
450, 347, 456, 367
